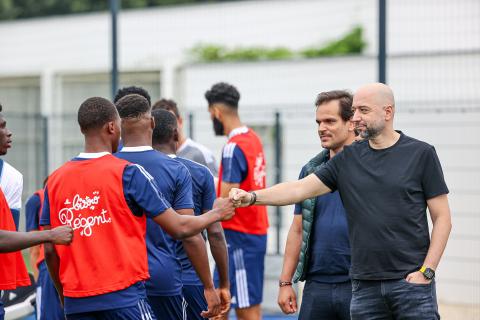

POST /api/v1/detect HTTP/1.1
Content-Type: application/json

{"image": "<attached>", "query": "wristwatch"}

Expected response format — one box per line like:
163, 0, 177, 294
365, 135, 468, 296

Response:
419, 266, 435, 280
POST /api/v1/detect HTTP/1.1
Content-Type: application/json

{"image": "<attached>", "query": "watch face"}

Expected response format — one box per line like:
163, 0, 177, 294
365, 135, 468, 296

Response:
424, 268, 435, 280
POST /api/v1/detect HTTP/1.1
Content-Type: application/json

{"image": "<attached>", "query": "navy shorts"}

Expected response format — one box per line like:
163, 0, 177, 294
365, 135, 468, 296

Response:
0, 295, 4, 320
66, 298, 156, 320
214, 230, 266, 309
147, 294, 186, 320
183, 285, 207, 320
36, 262, 65, 320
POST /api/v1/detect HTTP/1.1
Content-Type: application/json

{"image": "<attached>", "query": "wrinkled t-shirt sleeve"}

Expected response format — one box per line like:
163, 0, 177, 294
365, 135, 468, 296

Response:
314, 151, 343, 192
421, 146, 449, 199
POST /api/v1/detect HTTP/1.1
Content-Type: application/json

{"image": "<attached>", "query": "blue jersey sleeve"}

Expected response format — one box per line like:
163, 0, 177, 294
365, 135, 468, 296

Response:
123, 164, 171, 218
25, 193, 41, 231
173, 164, 194, 210
202, 170, 216, 213
39, 187, 51, 226
221, 143, 247, 183
294, 167, 307, 215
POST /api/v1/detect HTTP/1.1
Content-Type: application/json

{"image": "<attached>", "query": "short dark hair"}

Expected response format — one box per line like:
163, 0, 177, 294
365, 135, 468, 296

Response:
315, 90, 353, 121
152, 109, 178, 145
152, 99, 180, 118
204, 82, 240, 109
114, 86, 151, 106
77, 97, 118, 133
115, 94, 151, 119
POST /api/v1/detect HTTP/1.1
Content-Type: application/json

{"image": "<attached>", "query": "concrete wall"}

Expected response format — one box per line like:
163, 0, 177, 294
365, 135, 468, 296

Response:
1, 0, 478, 75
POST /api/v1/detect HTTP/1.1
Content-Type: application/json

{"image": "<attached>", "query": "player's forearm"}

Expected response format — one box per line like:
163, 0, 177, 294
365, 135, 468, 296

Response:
175, 209, 221, 239
423, 213, 452, 270
183, 234, 215, 289
255, 175, 329, 206
44, 242, 64, 304
0, 230, 52, 253
207, 223, 229, 288
280, 221, 302, 281
29, 244, 40, 280
255, 182, 306, 206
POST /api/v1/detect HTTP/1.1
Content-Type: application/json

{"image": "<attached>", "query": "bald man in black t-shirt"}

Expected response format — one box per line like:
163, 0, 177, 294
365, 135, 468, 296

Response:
230, 83, 451, 320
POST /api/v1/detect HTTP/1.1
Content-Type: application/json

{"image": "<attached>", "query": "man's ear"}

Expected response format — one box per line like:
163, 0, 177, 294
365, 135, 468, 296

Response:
106, 121, 116, 134
213, 106, 222, 120
151, 116, 155, 130
384, 105, 395, 121
173, 128, 180, 143
347, 120, 355, 132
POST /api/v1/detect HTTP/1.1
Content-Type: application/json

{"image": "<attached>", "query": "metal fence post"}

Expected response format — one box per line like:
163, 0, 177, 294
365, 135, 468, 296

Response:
378, 0, 387, 84
42, 115, 49, 180
274, 111, 283, 254
110, 0, 119, 99
188, 112, 194, 140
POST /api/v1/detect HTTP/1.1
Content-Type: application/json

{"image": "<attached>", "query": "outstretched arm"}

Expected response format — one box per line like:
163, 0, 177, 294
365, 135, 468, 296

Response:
152, 198, 234, 240
0, 226, 73, 253
231, 174, 330, 207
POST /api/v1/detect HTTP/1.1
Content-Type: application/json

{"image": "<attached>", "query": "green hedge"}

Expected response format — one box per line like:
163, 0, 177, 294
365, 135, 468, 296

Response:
189, 26, 366, 63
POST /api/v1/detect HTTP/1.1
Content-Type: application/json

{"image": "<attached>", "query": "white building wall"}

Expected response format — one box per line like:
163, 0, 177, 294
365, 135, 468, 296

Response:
1, 0, 478, 75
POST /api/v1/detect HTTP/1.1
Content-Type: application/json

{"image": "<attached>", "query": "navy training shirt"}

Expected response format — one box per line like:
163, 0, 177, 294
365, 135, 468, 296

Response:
115, 147, 194, 296
25, 193, 41, 232
294, 165, 350, 283
39, 153, 171, 315
175, 156, 216, 286
221, 142, 248, 183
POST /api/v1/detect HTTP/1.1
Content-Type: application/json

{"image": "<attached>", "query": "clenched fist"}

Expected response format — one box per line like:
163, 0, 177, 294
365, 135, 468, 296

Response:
213, 198, 235, 221
229, 188, 253, 208
49, 225, 73, 245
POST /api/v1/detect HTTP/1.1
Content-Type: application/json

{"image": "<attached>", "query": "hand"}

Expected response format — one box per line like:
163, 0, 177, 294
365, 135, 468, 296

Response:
278, 285, 297, 314
49, 226, 73, 245
213, 198, 235, 221
217, 286, 231, 317
201, 286, 221, 318
229, 188, 252, 208
405, 271, 431, 284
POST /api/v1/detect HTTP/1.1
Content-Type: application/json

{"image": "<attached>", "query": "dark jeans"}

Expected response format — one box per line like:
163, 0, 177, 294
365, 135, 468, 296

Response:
350, 279, 440, 320
299, 280, 352, 320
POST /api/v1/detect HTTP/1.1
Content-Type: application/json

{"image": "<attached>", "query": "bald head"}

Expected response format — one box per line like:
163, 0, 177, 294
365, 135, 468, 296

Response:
354, 83, 395, 108
352, 83, 396, 140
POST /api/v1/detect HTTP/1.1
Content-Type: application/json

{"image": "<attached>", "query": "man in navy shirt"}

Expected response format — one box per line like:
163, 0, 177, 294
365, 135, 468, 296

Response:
205, 83, 268, 320
25, 181, 65, 320
114, 94, 223, 320
40, 97, 234, 320
152, 99, 219, 176
278, 90, 356, 320
231, 83, 452, 320
152, 109, 231, 320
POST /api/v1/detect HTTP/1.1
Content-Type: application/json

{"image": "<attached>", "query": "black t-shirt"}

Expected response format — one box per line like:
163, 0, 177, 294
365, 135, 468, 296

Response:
314, 132, 449, 280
